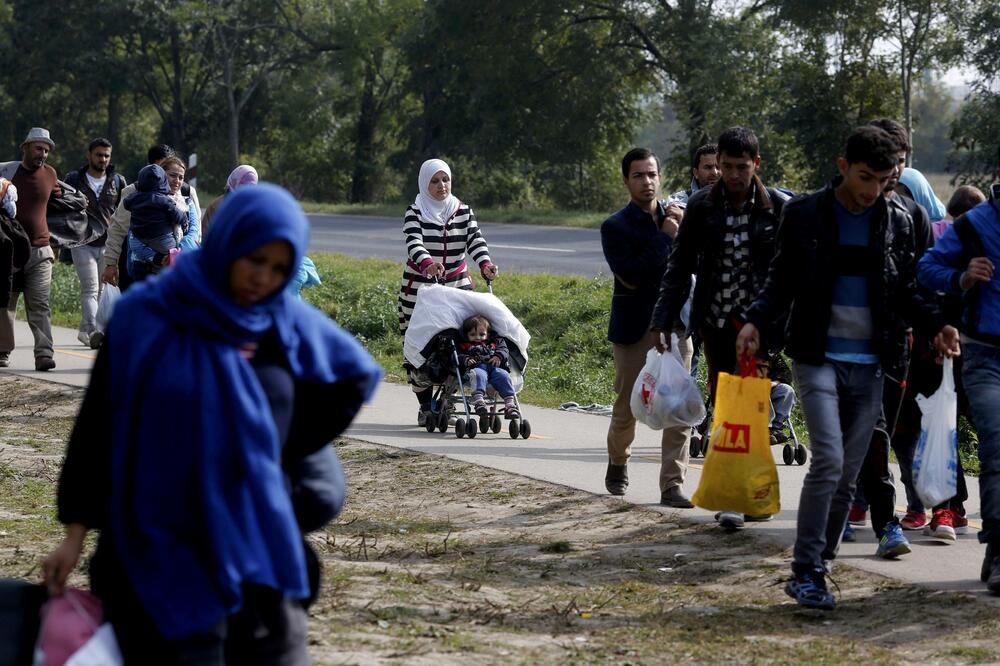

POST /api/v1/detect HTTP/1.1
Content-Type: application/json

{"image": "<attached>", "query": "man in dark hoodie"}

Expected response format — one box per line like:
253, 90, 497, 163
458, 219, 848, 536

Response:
123, 163, 187, 280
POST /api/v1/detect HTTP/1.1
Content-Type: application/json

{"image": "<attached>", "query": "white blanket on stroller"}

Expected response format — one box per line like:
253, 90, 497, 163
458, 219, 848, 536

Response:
403, 284, 531, 372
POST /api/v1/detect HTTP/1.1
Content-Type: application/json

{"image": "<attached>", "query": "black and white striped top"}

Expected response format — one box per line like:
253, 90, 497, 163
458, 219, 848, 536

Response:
397, 202, 492, 333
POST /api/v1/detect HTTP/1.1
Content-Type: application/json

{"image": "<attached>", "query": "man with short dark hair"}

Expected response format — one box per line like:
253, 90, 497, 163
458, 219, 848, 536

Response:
668, 143, 720, 206
0, 128, 62, 371
918, 145, 1000, 595
600, 147, 693, 507
63, 138, 126, 349
650, 126, 789, 530
737, 126, 958, 609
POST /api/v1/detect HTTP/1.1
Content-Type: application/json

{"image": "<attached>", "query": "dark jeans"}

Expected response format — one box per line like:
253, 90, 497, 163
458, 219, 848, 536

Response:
792, 361, 883, 569
699, 323, 740, 406
962, 340, 1000, 545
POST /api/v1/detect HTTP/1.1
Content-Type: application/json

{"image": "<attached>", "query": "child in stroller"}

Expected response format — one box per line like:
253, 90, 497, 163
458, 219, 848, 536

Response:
403, 283, 531, 439
457, 314, 519, 420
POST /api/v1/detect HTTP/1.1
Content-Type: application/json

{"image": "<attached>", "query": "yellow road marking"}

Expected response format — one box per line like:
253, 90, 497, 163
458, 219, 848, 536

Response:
54, 348, 96, 360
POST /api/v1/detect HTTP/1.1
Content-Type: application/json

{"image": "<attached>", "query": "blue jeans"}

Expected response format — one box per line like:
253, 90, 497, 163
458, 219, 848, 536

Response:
962, 340, 1000, 544
792, 361, 884, 569
770, 382, 795, 426
468, 364, 515, 398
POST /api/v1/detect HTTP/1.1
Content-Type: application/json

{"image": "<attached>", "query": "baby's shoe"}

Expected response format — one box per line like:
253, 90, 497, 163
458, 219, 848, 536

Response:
471, 393, 489, 418
504, 396, 520, 420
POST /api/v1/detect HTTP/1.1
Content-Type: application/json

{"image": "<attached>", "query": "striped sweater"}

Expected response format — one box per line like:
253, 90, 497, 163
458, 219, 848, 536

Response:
397, 202, 492, 333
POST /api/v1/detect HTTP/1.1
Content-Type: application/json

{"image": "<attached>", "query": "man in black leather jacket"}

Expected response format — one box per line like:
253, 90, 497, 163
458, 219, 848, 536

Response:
736, 126, 959, 610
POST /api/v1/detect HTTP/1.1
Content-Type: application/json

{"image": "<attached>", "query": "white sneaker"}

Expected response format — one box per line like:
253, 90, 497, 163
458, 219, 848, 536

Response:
716, 511, 745, 531
77, 331, 90, 346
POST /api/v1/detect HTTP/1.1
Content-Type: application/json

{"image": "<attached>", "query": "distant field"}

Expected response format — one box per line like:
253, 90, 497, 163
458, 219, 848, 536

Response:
925, 172, 956, 208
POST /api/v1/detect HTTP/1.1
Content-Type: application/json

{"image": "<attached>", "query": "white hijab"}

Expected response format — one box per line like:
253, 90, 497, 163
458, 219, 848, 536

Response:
414, 158, 460, 225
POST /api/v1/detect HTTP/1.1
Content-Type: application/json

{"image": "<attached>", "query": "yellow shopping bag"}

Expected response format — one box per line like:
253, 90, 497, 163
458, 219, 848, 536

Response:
692, 363, 780, 516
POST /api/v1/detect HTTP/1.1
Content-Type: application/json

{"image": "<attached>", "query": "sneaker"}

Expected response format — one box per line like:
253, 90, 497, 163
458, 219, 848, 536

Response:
472, 396, 489, 419
785, 569, 836, 610
925, 508, 957, 541
77, 331, 90, 346
876, 522, 911, 559
744, 514, 773, 522
0, 352, 8, 368
954, 510, 969, 535
417, 408, 428, 427
770, 428, 790, 444
716, 511, 745, 531
89, 330, 104, 350
848, 504, 868, 527
34, 356, 55, 372
899, 510, 927, 530
504, 397, 520, 420
842, 524, 856, 542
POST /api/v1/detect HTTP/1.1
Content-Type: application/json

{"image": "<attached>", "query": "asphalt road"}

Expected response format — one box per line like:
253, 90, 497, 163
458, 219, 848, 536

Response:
5, 319, 995, 603
307, 213, 608, 278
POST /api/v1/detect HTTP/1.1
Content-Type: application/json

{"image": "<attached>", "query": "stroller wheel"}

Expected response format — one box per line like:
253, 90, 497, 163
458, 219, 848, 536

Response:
466, 419, 478, 438
519, 420, 531, 439
437, 411, 448, 433
479, 417, 490, 434
689, 437, 701, 458
509, 419, 520, 439
425, 418, 436, 433
795, 444, 808, 466
491, 415, 502, 433
782, 443, 794, 466
455, 418, 466, 438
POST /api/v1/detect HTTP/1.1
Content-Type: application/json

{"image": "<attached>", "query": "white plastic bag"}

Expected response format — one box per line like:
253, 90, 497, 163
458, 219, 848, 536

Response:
912, 357, 959, 508
630, 334, 706, 430
95, 284, 121, 334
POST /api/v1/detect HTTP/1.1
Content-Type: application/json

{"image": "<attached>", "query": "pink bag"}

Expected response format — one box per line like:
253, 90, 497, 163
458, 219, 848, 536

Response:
35, 589, 103, 666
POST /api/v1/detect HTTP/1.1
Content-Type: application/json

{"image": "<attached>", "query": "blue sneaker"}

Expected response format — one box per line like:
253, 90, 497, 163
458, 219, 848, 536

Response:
843, 524, 856, 542
785, 569, 835, 610
876, 521, 911, 559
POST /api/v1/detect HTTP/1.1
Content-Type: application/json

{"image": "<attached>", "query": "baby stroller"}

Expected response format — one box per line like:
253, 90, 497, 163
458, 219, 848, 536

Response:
403, 282, 532, 439
689, 401, 806, 465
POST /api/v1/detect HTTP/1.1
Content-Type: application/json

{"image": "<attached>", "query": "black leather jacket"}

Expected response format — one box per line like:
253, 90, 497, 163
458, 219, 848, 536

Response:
744, 179, 944, 375
650, 176, 788, 343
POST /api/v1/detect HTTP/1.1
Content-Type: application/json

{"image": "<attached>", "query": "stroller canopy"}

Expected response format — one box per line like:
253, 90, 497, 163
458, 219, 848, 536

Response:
403, 284, 530, 372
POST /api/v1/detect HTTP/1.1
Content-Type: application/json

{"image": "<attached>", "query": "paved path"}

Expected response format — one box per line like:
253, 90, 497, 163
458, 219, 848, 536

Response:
4, 320, 994, 600
306, 213, 607, 277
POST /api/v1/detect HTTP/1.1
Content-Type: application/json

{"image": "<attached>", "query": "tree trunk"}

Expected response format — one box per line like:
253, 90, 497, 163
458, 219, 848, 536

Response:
169, 29, 189, 156
224, 53, 240, 170
350, 60, 379, 203
107, 92, 121, 149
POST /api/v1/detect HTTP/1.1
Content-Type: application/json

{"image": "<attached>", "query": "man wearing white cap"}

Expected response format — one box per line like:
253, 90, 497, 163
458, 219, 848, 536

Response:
0, 127, 61, 371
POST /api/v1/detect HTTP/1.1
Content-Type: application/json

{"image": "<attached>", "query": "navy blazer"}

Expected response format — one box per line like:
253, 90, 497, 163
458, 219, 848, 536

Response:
600, 200, 672, 345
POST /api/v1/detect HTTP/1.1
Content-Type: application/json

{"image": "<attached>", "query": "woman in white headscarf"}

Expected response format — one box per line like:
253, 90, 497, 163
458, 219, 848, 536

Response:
397, 158, 498, 333
398, 159, 499, 420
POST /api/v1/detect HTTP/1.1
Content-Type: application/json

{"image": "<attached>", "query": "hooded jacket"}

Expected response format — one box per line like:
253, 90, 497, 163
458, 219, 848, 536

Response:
123, 164, 186, 241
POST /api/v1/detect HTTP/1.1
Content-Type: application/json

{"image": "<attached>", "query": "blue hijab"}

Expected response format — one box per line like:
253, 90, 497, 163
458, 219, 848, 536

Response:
899, 167, 947, 222
106, 183, 381, 640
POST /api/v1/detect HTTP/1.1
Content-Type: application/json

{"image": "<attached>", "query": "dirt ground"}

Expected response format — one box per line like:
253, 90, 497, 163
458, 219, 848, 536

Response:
3, 373, 1000, 665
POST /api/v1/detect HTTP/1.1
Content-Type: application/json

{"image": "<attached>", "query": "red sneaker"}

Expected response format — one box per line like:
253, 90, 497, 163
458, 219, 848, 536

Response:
954, 510, 969, 535
925, 508, 956, 541
848, 503, 868, 526
899, 510, 928, 530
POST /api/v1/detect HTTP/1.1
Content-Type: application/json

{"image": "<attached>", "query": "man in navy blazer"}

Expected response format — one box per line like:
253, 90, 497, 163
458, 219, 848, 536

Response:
600, 147, 694, 507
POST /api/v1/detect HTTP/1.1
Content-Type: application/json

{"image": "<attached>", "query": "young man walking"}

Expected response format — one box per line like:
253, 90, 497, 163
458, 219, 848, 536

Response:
600, 147, 694, 508
0, 128, 62, 371
63, 138, 126, 349
918, 146, 1000, 594
668, 143, 720, 206
650, 126, 788, 530
737, 126, 958, 609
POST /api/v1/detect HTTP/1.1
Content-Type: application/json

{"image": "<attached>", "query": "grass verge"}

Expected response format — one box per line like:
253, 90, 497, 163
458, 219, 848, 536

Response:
300, 200, 605, 229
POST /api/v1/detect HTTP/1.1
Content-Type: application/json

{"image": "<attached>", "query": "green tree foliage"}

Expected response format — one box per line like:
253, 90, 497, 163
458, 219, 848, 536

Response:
0, 0, 992, 204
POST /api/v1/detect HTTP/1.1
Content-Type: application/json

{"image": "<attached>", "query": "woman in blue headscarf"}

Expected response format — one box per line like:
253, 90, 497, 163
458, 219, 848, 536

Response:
43, 184, 382, 663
